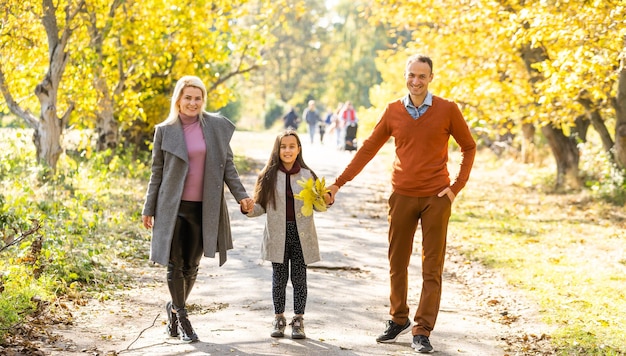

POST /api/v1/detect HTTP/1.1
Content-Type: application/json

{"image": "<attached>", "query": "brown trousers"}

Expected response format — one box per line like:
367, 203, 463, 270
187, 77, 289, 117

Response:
387, 192, 451, 337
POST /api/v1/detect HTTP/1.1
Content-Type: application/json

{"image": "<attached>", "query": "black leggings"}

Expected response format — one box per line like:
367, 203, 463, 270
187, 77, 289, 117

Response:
272, 221, 307, 315
167, 201, 204, 311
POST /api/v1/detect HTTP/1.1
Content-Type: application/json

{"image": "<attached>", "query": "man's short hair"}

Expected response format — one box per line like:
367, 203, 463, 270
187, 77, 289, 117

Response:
406, 54, 433, 73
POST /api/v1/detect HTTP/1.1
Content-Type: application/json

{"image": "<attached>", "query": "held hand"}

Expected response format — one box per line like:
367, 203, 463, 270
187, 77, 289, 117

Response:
240, 198, 254, 213
142, 215, 153, 229
323, 192, 333, 206
437, 187, 455, 204
239, 199, 249, 213
325, 185, 339, 205
247, 198, 255, 212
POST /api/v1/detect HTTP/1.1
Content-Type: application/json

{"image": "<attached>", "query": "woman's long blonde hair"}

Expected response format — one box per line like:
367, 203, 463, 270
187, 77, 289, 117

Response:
160, 75, 209, 126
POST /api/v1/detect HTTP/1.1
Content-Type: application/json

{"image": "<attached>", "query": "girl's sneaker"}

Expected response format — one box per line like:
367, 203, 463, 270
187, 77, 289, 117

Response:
290, 315, 306, 339
271, 315, 287, 337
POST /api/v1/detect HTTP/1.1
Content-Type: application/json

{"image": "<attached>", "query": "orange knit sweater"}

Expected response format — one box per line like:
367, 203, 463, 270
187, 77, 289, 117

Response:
334, 96, 476, 197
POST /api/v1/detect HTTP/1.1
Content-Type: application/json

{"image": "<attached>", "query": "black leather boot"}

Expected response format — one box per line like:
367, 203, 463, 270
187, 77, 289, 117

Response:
165, 301, 179, 337
176, 308, 198, 343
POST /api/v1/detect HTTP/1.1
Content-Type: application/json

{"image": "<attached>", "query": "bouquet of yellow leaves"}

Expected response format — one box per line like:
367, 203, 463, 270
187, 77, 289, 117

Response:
293, 176, 330, 217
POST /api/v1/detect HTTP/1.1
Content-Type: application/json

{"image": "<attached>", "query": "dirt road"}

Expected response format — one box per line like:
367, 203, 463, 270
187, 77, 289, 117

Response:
41, 130, 549, 356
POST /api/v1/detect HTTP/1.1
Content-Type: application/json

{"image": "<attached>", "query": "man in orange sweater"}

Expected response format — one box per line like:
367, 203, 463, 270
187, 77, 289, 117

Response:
327, 54, 476, 353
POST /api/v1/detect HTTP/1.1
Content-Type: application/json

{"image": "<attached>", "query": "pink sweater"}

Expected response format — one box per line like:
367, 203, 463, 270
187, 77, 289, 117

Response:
180, 116, 206, 201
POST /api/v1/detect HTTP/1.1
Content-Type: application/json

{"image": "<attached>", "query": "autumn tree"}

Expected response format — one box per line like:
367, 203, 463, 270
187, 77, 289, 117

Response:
365, 0, 534, 153
365, 0, 625, 191
501, 0, 625, 188
0, 0, 85, 172
75, 0, 273, 152
253, 0, 329, 105
244, 0, 392, 128
322, 0, 392, 109
1, 0, 276, 168
79, 0, 125, 152
614, 50, 626, 169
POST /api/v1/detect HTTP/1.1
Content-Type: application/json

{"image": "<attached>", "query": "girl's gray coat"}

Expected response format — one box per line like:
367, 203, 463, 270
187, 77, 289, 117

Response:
247, 168, 321, 265
142, 113, 249, 266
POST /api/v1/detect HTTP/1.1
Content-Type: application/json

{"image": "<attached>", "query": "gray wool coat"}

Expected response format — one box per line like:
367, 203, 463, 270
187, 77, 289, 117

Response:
142, 113, 249, 267
246, 168, 321, 265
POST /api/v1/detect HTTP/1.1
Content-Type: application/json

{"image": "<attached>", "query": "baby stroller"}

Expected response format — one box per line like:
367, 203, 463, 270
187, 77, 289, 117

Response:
344, 123, 358, 151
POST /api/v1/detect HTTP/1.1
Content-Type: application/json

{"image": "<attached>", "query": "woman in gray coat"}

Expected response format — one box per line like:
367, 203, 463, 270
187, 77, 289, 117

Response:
142, 76, 253, 343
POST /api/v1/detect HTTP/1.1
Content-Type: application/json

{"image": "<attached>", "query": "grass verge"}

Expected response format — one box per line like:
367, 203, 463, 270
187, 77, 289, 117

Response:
451, 150, 626, 355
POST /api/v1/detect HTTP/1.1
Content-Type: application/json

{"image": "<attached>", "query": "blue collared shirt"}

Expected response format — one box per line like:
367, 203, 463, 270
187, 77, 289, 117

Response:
403, 92, 432, 119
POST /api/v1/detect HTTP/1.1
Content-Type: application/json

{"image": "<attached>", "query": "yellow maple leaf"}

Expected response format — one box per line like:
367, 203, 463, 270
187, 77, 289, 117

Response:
294, 177, 329, 216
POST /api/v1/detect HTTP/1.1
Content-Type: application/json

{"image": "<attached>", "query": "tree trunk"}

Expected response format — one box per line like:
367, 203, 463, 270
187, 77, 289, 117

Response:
31, 0, 84, 171
521, 122, 536, 163
578, 92, 615, 161
1, 56, 71, 172
93, 70, 120, 151
588, 109, 616, 158
1, 1, 83, 172
87, 0, 123, 152
612, 62, 626, 169
519, 41, 581, 190
95, 100, 119, 151
34, 75, 65, 170
573, 114, 590, 143
541, 125, 581, 191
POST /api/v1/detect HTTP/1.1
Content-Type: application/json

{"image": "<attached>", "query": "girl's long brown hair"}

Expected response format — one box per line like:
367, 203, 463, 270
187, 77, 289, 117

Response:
253, 130, 317, 210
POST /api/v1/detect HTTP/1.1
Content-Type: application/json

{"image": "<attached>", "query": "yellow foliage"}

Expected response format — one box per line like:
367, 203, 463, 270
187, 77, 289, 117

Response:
0, 0, 275, 133
366, 0, 623, 133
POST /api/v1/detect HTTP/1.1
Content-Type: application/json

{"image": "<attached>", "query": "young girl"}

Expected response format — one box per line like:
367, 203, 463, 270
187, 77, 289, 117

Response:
246, 130, 332, 339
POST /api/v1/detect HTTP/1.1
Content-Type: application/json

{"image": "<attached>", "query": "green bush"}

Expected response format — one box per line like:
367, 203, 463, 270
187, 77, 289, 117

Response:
218, 97, 243, 124
579, 140, 626, 205
0, 129, 152, 342
264, 96, 287, 129
0, 195, 49, 343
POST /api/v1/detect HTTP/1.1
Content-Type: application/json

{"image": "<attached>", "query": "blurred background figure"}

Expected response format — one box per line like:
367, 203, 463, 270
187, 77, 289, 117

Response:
326, 103, 345, 150
340, 101, 358, 152
283, 106, 300, 130
302, 100, 321, 144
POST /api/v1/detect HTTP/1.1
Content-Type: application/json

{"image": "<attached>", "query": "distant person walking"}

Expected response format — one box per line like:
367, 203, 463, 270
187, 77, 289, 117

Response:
303, 100, 321, 144
283, 107, 300, 130
340, 101, 359, 151
327, 103, 345, 149
246, 130, 332, 340
141, 75, 254, 343
318, 116, 327, 144
327, 54, 476, 353
340, 101, 358, 126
